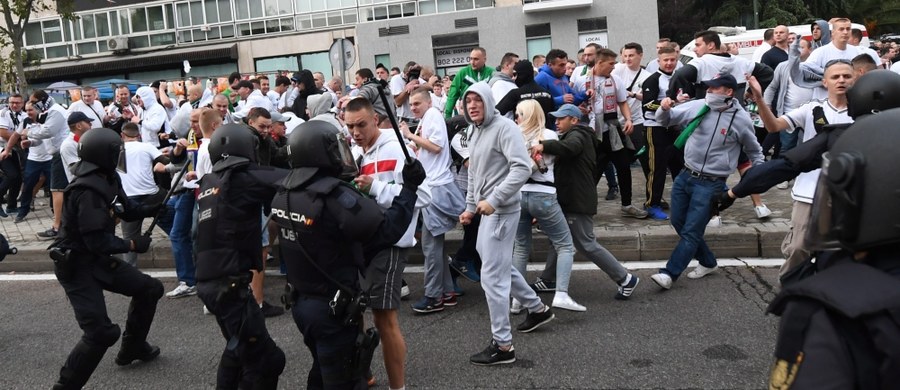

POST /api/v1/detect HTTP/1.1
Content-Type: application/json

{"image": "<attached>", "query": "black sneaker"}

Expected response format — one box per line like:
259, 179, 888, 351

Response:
37, 228, 58, 240
261, 301, 285, 317
615, 274, 640, 300
411, 296, 444, 314
469, 339, 516, 366
605, 187, 619, 200
529, 278, 556, 293
517, 305, 555, 333
0, 208, 7, 218
660, 199, 670, 210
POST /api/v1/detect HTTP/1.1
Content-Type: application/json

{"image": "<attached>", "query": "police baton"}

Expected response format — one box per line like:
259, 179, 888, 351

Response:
374, 83, 414, 164
143, 161, 192, 236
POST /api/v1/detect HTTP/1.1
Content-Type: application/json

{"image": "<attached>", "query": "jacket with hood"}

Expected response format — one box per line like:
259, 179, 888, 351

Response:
352, 129, 432, 248
668, 53, 774, 106
811, 19, 832, 49
489, 71, 517, 105
540, 124, 599, 215
443, 65, 493, 118
655, 99, 763, 178
764, 38, 813, 116
289, 70, 322, 121
356, 79, 397, 123
496, 60, 555, 127
307, 92, 344, 136
462, 82, 531, 215
135, 86, 169, 147
534, 64, 588, 109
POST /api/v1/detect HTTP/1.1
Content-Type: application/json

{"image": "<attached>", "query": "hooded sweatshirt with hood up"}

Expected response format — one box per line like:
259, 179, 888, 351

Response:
462, 82, 531, 215
135, 86, 168, 147
307, 92, 344, 136
811, 19, 832, 49
488, 70, 516, 106
289, 70, 322, 121
495, 60, 555, 128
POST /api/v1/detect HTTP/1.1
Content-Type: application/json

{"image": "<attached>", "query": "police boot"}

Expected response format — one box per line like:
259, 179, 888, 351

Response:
52, 341, 108, 389
114, 335, 160, 366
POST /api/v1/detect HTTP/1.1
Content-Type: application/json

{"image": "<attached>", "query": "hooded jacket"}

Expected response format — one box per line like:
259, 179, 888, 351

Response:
534, 64, 587, 108
488, 71, 516, 105
289, 70, 322, 120
540, 123, 599, 215
811, 19, 832, 49
496, 61, 555, 128
462, 82, 531, 215
135, 86, 168, 147
307, 92, 345, 136
443, 64, 493, 118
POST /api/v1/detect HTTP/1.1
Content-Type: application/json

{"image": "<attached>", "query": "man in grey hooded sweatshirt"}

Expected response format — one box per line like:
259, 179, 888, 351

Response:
458, 82, 554, 366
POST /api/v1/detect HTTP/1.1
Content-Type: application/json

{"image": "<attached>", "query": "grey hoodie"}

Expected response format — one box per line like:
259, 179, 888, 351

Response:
655, 99, 763, 178
462, 82, 531, 214
307, 92, 343, 133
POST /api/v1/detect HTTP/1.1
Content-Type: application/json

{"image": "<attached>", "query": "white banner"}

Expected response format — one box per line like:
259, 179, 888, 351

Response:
578, 32, 608, 49
435, 46, 475, 68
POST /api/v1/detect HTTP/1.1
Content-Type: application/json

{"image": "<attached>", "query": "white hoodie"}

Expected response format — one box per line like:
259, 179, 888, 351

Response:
135, 86, 168, 147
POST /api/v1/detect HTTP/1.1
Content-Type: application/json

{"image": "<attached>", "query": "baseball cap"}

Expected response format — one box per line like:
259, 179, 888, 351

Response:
703, 74, 738, 90
269, 111, 287, 123
67, 111, 92, 125
549, 104, 582, 118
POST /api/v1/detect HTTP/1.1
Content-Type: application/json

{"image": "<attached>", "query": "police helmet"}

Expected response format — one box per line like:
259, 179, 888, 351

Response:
846, 70, 900, 119
72, 128, 126, 177
806, 108, 900, 251
282, 121, 358, 189
209, 123, 259, 172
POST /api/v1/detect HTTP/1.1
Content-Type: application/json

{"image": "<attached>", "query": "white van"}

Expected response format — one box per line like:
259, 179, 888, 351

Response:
679, 23, 871, 61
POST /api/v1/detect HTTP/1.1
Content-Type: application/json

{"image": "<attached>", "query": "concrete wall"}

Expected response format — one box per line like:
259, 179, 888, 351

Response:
236, 27, 358, 74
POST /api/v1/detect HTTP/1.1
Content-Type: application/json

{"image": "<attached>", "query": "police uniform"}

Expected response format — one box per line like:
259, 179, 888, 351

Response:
52, 128, 164, 389
273, 121, 422, 389
194, 124, 287, 389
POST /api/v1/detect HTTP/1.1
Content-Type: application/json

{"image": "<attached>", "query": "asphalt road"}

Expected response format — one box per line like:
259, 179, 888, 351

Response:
0, 266, 781, 389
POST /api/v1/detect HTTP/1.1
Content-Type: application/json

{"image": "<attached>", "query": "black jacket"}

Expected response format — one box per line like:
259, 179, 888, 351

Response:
496, 61, 555, 126
290, 70, 322, 120
540, 124, 598, 215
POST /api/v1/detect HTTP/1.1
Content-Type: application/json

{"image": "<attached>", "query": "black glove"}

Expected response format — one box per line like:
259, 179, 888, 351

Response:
132, 236, 152, 253
712, 191, 736, 212
401, 159, 426, 191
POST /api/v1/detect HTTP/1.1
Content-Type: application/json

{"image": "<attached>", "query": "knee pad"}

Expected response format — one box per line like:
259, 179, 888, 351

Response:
142, 278, 164, 301
85, 323, 121, 348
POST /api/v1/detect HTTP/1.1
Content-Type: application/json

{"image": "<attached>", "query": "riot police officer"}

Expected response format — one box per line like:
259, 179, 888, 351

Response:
766, 109, 900, 389
51, 128, 165, 389
194, 123, 288, 389
273, 121, 424, 389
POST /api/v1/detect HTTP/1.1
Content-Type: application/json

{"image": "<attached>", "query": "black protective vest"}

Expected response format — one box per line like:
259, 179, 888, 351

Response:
272, 177, 383, 298
58, 174, 122, 253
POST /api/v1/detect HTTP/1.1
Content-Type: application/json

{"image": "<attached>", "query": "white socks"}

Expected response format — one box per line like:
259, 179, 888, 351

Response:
620, 273, 633, 287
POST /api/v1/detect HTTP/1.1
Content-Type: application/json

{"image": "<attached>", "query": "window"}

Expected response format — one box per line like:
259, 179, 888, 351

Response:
43, 20, 63, 44
236, 0, 250, 19
45, 45, 71, 59
96, 13, 110, 37
250, 0, 264, 18
82, 14, 96, 39
219, 0, 233, 21
120, 11, 130, 34
576, 17, 607, 32
25, 22, 43, 46
455, 0, 473, 10
300, 52, 332, 76
148, 6, 166, 31
131, 8, 148, 33
78, 42, 98, 55
374, 53, 390, 69
473, 0, 491, 8
256, 55, 300, 72
527, 37, 551, 61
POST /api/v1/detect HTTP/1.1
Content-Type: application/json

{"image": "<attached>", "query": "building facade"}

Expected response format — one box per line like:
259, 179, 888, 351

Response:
17, 0, 657, 88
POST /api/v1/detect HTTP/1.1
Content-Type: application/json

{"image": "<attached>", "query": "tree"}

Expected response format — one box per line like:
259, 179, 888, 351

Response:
0, 0, 73, 93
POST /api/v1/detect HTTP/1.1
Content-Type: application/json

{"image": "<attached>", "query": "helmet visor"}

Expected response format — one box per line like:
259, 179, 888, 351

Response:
336, 133, 358, 181
115, 143, 127, 174
805, 151, 864, 251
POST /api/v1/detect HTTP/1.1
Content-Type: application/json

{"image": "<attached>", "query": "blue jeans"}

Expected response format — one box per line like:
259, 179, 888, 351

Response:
157, 192, 196, 286
512, 192, 575, 292
17, 159, 52, 218
663, 171, 720, 279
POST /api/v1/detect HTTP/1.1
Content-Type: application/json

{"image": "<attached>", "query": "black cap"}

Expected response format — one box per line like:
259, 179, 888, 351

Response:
703, 74, 738, 90
67, 111, 92, 125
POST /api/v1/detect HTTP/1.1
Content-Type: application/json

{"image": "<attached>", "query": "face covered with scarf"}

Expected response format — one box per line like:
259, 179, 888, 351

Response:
704, 85, 735, 111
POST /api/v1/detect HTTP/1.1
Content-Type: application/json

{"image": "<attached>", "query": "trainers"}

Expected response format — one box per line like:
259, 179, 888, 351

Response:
261, 301, 285, 317
442, 293, 458, 307
615, 274, 640, 300
605, 187, 619, 200
412, 296, 444, 313
530, 278, 556, 293
37, 228, 58, 240
707, 215, 722, 228
0, 208, 6, 218
755, 204, 772, 219
660, 199, 670, 210
645, 205, 668, 220
470, 339, 516, 366
510, 298, 524, 315
400, 279, 410, 299
14, 213, 26, 223
449, 256, 480, 282
517, 305, 555, 332
621, 205, 649, 219
203, 305, 213, 315
165, 282, 197, 299
687, 264, 718, 279
551, 294, 586, 312
451, 277, 465, 296
650, 272, 673, 290
776, 181, 790, 190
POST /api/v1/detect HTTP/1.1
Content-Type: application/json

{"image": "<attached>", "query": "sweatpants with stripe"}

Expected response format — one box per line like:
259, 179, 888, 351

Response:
643, 126, 684, 208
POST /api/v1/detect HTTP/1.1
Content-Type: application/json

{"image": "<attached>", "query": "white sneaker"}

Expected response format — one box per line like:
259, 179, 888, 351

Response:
166, 282, 197, 299
400, 284, 410, 299
650, 273, 673, 290
755, 204, 772, 219
776, 181, 790, 190
687, 264, 718, 279
551, 294, 586, 312
707, 216, 722, 228
203, 305, 212, 315
510, 298, 524, 315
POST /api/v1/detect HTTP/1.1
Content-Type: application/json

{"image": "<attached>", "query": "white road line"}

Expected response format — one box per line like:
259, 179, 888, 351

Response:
0, 258, 785, 282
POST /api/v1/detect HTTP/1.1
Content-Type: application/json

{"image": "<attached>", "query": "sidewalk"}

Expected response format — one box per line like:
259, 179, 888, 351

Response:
0, 167, 794, 273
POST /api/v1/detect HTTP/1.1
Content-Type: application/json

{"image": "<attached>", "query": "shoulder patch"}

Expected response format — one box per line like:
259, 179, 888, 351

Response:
337, 190, 358, 209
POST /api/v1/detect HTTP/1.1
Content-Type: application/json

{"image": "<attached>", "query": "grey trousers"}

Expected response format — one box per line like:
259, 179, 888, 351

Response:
421, 225, 454, 299
780, 201, 811, 278
477, 211, 543, 346
543, 213, 628, 284
120, 218, 144, 267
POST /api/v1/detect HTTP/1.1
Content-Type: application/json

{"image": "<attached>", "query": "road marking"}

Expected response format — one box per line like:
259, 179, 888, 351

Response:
0, 258, 785, 281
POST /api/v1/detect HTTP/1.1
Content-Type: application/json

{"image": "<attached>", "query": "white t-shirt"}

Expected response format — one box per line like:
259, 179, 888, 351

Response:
59, 135, 79, 182
20, 123, 53, 162
414, 107, 454, 186
803, 43, 881, 99
781, 100, 852, 203
589, 74, 629, 131
68, 100, 106, 129
119, 141, 162, 197
389, 74, 416, 119
521, 129, 558, 194
196, 138, 212, 179
612, 64, 651, 124
0, 109, 25, 149
570, 65, 592, 93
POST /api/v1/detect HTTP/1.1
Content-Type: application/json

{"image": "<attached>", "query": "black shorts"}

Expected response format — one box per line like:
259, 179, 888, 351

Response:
363, 247, 406, 310
49, 153, 69, 191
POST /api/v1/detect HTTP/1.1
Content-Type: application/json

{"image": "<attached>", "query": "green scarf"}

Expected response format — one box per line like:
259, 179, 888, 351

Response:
674, 105, 710, 149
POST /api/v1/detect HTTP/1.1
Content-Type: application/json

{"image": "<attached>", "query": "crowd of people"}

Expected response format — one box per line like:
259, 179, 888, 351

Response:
3, 15, 900, 389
